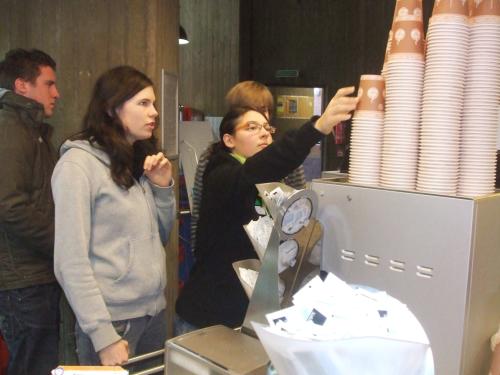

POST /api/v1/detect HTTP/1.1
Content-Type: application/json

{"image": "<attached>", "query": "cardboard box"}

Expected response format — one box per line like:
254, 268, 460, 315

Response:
51, 366, 128, 375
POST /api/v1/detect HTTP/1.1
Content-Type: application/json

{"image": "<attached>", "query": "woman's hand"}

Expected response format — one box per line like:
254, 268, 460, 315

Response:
314, 86, 359, 135
491, 344, 500, 375
98, 339, 129, 365
144, 152, 172, 187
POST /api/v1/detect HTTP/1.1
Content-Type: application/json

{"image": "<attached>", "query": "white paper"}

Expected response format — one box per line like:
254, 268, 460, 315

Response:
278, 240, 298, 273
239, 267, 259, 290
265, 187, 292, 207
244, 215, 274, 259
253, 272, 433, 374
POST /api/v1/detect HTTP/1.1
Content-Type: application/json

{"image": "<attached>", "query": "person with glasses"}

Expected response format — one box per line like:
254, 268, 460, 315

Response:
175, 87, 358, 333
188, 81, 305, 292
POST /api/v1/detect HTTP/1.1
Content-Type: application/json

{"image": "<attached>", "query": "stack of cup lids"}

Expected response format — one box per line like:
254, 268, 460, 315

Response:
381, 0, 425, 190
348, 75, 385, 186
458, 0, 500, 197
416, 0, 470, 195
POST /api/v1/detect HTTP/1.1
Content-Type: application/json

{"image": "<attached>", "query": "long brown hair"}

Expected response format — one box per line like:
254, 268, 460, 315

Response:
72, 66, 158, 189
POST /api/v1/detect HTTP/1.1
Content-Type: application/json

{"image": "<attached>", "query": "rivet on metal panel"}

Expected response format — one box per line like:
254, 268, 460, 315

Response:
389, 260, 405, 272
364, 254, 380, 267
341, 249, 356, 261
416, 265, 433, 278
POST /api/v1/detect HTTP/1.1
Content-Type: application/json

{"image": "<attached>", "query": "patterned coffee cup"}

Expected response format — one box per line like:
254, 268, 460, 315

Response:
470, 0, 500, 16
383, 30, 393, 63
356, 75, 385, 112
390, 19, 425, 55
433, 0, 469, 15
394, 0, 424, 21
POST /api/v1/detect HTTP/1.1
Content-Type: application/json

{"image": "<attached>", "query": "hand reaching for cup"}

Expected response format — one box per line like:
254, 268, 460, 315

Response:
144, 152, 172, 187
314, 86, 359, 135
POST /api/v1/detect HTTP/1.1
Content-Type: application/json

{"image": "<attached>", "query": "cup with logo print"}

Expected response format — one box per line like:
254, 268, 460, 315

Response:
356, 75, 385, 113
432, 0, 469, 16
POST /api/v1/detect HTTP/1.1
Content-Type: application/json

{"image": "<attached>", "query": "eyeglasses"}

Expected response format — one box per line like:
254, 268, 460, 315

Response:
238, 121, 276, 134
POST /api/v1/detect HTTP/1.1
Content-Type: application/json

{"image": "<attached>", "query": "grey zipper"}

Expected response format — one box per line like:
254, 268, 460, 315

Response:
138, 179, 154, 235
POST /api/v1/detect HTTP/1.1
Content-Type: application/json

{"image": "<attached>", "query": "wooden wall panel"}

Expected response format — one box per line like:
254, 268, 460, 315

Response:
107, 1, 128, 66
56, 0, 80, 144
179, 0, 239, 116
126, 1, 147, 69
0, 0, 180, 346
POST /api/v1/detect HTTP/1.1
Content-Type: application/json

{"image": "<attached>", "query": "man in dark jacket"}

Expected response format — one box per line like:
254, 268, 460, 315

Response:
0, 49, 60, 375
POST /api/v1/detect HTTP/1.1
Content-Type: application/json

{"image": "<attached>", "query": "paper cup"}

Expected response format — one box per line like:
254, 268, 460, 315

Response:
470, 0, 500, 16
356, 75, 385, 112
433, 0, 469, 16
391, 19, 425, 55
394, 0, 424, 21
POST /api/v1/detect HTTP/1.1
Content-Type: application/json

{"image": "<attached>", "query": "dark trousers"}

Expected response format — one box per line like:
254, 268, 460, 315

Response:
0, 282, 61, 375
75, 309, 167, 369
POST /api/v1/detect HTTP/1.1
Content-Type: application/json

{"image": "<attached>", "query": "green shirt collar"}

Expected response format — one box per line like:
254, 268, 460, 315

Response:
230, 152, 246, 164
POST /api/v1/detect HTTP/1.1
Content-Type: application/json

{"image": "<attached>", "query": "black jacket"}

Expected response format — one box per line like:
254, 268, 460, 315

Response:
0, 89, 57, 290
176, 120, 322, 328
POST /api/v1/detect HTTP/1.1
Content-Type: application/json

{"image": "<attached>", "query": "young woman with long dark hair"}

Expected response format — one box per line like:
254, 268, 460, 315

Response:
52, 66, 175, 365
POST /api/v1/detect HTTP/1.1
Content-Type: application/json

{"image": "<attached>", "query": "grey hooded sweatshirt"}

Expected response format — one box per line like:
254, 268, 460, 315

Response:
52, 139, 175, 352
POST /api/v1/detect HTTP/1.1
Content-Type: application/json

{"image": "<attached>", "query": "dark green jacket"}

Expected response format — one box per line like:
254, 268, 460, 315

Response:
0, 89, 57, 290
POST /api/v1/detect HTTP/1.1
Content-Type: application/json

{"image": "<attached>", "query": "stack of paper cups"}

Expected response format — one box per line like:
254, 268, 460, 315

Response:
381, 14, 425, 190
416, 0, 470, 195
382, 0, 423, 77
349, 75, 385, 186
458, 0, 500, 196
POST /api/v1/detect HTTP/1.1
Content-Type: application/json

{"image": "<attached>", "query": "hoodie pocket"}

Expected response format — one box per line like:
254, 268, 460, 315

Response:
102, 234, 165, 303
